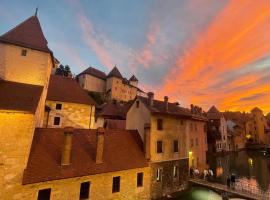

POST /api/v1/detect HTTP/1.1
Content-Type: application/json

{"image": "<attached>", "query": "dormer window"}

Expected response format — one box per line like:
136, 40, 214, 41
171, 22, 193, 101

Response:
21, 49, 27, 56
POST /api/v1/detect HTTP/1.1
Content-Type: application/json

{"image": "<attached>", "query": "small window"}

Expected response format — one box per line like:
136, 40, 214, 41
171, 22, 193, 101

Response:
53, 117, 60, 125
137, 172, 143, 187
112, 176, 120, 193
173, 165, 178, 178
180, 120, 184, 125
80, 182, 90, 199
190, 139, 194, 148
156, 169, 162, 182
173, 140, 179, 152
157, 141, 163, 153
196, 138, 198, 146
190, 123, 193, 131
136, 101, 140, 108
55, 103, 62, 110
21, 49, 27, 56
157, 119, 163, 130
37, 188, 51, 200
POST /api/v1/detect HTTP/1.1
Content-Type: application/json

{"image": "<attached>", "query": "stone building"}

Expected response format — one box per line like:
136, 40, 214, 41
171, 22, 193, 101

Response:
126, 93, 207, 199
44, 75, 96, 129
0, 15, 151, 200
207, 106, 228, 153
77, 66, 145, 102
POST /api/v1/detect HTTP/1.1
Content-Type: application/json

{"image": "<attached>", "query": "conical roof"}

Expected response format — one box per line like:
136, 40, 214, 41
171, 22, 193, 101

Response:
251, 107, 262, 113
129, 75, 138, 82
207, 106, 222, 120
107, 66, 123, 79
0, 15, 50, 53
207, 106, 220, 113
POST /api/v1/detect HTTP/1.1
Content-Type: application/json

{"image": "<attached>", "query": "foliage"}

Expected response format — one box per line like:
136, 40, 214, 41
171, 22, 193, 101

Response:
55, 64, 72, 77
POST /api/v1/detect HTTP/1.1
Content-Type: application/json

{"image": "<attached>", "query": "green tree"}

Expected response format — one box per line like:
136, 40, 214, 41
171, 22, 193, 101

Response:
55, 64, 72, 77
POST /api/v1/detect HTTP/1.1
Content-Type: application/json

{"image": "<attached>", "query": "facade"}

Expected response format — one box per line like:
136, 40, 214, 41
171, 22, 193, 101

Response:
126, 93, 207, 199
77, 66, 145, 102
207, 106, 228, 153
44, 75, 96, 129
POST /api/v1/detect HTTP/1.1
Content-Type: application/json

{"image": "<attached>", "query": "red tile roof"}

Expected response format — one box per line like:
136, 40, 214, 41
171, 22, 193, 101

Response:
22, 128, 148, 184
0, 80, 43, 113
47, 75, 96, 105
107, 66, 123, 79
78, 67, 107, 80
105, 119, 126, 130
0, 16, 51, 53
137, 96, 207, 121
96, 101, 132, 119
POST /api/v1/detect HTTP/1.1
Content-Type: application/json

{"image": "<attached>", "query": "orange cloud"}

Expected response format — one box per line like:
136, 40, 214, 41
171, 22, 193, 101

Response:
157, 0, 270, 114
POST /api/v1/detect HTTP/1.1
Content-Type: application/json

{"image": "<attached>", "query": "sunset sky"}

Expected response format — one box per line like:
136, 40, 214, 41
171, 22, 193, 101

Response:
1, 0, 270, 114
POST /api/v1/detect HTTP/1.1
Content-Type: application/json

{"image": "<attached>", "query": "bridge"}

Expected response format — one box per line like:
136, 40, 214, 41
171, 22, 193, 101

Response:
189, 178, 269, 200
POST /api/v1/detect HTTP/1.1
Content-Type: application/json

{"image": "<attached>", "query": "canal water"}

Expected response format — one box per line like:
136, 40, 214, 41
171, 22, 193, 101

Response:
176, 150, 270, 199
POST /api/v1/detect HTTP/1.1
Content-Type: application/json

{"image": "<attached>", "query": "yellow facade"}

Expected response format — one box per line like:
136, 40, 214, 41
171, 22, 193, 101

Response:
0, 111, 35, 199
44, 100, 95, 129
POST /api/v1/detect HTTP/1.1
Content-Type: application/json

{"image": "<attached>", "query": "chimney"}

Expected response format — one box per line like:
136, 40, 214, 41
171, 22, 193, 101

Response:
96, 127, 105, 164
147, 92, 154, 107
164, 96, 169, 111
61, 127, 74, 166
144, 123, 151, 160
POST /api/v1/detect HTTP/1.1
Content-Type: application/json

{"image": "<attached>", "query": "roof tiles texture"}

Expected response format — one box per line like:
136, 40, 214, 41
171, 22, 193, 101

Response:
0, 16, 51, 53
0, 80, 43, 113
97, 101, 132, 119
78, 67, 107, 80
47, 75, 96, 105
23, 128, 147, 184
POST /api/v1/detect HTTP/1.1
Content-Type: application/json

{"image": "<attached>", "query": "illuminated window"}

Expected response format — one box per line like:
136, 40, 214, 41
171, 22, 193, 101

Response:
79, 182, 90, 199
21, 49, 27, 56
112, 176, 120, 193
137, 172, 143, 187
37, 188, 51, 200
53, 117, 61, 126
55, 103, 62, 110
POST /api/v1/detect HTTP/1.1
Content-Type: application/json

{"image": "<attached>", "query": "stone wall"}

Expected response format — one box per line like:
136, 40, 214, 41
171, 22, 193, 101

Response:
150, 159, 189, 199
19, 167, 150, 200
44, 100, 95, 129
79, 74, 106, 93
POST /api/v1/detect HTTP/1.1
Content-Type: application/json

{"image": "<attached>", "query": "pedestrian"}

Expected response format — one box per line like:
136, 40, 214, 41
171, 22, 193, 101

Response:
208, 169, 214, 177
226, 176, 231, 188
231, 174, 236, 188
203, 169, 208, 180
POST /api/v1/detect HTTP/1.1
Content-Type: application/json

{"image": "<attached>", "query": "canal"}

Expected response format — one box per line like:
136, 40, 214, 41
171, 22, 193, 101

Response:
175, 150, 270, 199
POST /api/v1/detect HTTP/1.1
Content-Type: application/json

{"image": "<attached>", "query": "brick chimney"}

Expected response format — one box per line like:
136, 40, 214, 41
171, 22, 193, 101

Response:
147, 92, 154, 107
61, 127, 74, 166
164, 96, 169, 111
144, 123, 151, 160
96, 127, 105, 164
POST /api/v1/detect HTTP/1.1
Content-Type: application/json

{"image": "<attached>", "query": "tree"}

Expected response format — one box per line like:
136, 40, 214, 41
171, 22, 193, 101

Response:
55, 64, 72, 77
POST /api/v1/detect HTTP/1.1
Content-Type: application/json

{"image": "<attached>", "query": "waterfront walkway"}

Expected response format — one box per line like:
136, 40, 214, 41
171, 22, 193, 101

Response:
189, 178, 268, 200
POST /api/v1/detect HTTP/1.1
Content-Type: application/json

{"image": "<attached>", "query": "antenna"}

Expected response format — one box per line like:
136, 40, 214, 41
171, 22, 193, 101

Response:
35, 7, 38, 16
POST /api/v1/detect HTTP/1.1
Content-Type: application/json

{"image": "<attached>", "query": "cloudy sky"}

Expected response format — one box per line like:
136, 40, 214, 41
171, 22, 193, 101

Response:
1, 0, 270, 113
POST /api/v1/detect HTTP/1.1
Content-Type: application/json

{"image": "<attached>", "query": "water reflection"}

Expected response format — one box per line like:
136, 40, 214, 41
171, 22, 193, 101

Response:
207, 150, 270, 192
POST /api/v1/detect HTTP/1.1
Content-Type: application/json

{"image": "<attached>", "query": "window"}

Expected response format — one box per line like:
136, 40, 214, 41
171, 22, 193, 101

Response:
156, 169, 162, 182
112, 176, 120, 193
190, 139, 194, 148
53, 117, 60, 125
136, 101, 140, 108
21, 49, 27, 56
37, 188, 51, 200
173, 165, 178, 178
180, 120, 184, 125
173, 140, 179, 152
55, 103, 62, 110
137, 172, 143, 187
196, 138, 198, 146
157, 141, 163, 153
195, 123, 198, 131
157, 119, 163, 130
190, 123, 193, 131
80, 182, 90, 199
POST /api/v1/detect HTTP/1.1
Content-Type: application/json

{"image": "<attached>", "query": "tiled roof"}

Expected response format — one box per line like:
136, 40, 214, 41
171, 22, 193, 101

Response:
0, 16, 51, 53
137, 96, 207, 121
107, 66, 123, 79
207, 106, 223, 120
223, 111, 252, 124
251, 107, 262, 113
129, 75, 138, 82
96, 101, 132, 119
22, 128, 148, 184
47, 75, 96, 105
104, 119, 126, 130
0, 80, 43, 113
77, 67, 107, 80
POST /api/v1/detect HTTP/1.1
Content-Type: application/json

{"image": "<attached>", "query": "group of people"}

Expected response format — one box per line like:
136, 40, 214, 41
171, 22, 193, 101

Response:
189, 167, 214, 180
226, 174, 236, 188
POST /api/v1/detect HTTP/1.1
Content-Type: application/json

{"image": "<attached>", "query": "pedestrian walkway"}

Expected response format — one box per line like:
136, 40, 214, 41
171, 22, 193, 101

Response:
189, 178, 268, 200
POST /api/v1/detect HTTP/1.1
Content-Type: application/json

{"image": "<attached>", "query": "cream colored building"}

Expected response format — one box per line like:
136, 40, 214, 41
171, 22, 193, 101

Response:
126, 93, 207, 199
77, 66, 145, 102
44, 75, 96, 129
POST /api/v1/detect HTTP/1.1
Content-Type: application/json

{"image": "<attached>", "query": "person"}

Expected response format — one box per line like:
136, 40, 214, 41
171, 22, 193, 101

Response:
208, 169, 214, 177
231, 174, 236, 188
190, 167, 194, 178
226, 176, 231, 188
203, 169, 208, 180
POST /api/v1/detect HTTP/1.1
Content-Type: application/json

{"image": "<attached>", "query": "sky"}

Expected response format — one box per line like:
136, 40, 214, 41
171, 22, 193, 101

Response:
1, 0, 270, 114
